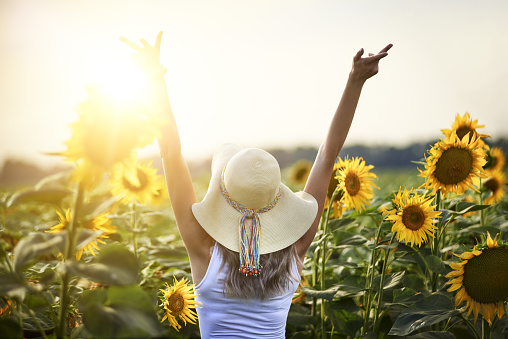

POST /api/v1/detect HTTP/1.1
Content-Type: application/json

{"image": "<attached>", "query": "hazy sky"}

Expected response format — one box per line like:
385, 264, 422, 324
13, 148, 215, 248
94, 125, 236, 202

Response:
1, 0, 507, 169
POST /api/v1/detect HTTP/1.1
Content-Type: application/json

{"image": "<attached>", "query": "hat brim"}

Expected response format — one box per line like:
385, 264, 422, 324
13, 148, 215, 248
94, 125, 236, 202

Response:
192, 143, 318, 254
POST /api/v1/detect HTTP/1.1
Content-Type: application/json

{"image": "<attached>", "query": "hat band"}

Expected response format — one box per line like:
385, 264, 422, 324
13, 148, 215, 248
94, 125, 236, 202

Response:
219, 167, 281, 276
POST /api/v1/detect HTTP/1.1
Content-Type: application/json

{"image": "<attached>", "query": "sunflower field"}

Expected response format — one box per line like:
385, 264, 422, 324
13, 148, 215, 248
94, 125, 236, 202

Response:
1, 109, 508, 338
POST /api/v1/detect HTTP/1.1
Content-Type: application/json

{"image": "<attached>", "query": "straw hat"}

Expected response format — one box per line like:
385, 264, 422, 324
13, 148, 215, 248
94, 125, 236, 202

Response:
192, 143, 318, 255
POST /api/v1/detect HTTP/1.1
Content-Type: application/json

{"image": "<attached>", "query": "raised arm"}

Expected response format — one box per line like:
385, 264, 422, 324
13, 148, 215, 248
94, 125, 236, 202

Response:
296, 44, 393, 259
120, 32, 214, 272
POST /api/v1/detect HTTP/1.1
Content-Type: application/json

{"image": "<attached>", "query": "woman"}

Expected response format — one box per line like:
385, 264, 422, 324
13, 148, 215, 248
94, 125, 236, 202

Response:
121, 32, 391, 338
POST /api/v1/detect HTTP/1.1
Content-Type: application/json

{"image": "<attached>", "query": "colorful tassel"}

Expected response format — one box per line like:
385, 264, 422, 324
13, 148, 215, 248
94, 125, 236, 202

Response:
219, 167, 281, 276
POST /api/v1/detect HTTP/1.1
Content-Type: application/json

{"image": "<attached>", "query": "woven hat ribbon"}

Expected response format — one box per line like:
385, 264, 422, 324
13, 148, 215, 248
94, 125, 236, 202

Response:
219, 167, 281, 276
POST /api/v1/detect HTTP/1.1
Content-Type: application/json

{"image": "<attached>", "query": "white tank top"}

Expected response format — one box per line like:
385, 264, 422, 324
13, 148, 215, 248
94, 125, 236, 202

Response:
195, 242, 300, 339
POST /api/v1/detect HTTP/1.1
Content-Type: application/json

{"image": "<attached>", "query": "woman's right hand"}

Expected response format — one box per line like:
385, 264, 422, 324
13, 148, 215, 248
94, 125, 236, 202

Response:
350, 43, 392, 83
119, 31, 166, 78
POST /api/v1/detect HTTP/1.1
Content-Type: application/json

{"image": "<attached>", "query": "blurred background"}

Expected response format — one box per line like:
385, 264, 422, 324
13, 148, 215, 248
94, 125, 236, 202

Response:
1, 0, 507, 186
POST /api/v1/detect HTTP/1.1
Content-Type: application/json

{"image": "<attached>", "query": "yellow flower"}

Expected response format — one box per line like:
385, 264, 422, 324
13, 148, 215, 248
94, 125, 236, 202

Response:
63, 87, 163, 171
483, 169, 506, 205
110, 158, 164, 205
324, 160, 345, 219
445, 232, 508, 325
419, 132, 487, 196
46, 209, 117, 260
335, 156, 378, 214
441, 112, 490, 145
160, 276, 202, 331
288, 160, 313, 187
385, 187, 441, 247
484, 146, 506, 173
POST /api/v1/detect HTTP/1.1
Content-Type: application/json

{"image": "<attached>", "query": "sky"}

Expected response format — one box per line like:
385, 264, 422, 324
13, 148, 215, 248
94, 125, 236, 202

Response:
1, 0, 507, 170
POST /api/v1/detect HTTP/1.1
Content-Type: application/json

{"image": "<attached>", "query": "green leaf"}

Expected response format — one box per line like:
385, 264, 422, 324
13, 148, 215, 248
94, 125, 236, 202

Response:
287, 304, 316, 326
80, 196, 118, 221
13, 233, 65, 271
328, 218, 357, 232
300, 286, 339, 301
388, 293, 460, 336
7, 188, 72, 207
393, 287, 419, 303
336, 275, 367, 294
455, 202, 489, 214
407, 331, 456, 338
81, 301, 160, 337
0, 319, 23, 339
67, 244, 139, 285
10, 313, 55, 337
425, 255, 450, 275
77, 289, 108, 311
106, 285, 154, 313
335, 234, 368, 248
0, 272, 27, 300
326, 299, 363, 338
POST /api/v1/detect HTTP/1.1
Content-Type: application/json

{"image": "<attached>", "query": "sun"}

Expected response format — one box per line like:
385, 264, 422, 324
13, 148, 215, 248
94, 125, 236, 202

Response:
87, 53, 149, 104
446, 232, 508, 325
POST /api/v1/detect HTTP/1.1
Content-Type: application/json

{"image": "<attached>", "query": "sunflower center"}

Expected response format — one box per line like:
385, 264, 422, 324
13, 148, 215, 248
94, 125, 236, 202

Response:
295, 168, 309, 182
345, 172, 361, 196
456, 127, 474, 142
434, 147, 473, 185
483, 177, 500, 193
167, 293, 185, 315
401, 205, 425, 230
121, 168, 149, 192
462, 247, 508, 304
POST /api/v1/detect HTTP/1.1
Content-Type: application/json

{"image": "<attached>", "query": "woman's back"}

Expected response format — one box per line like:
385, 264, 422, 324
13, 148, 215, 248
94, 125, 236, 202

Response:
195, 242, 299, 338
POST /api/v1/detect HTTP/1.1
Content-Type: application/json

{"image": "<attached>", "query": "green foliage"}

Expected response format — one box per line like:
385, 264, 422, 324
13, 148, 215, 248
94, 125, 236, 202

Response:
1, 160, 507, 339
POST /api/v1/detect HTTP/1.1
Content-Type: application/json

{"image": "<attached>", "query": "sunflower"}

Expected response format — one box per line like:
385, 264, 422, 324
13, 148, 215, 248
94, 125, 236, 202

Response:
63, 87, 163, 172
159, 276, 202, 331
335, 156, 378, 213
384, 187, 441, 247
446, 232, 508, 325
110, 158, 164, 205
46, 209, 117, 260
441, 112, 490, 145
288, 160, 313, 187
419, 132, 487, 196
484, 146, 506, 172
483, 169, 506, 205
324, 159, 346, 219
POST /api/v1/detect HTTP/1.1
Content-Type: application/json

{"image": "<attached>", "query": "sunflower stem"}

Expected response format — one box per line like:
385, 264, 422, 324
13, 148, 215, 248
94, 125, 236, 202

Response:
361, 221, 383, 336
131, 199, 138, 257
319, 187, 340, 339
459, 313, 481, 339
373, 233, 394, 332
482, 318, 491, 339
57, 182, 84, 339
479, 179, 486, 228
430, 190, 442, 293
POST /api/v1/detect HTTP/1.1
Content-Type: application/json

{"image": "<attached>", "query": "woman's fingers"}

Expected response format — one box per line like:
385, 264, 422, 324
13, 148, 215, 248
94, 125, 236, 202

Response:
154, 31, 163, 59
353, 48, 364, 62
119, 36, 144, 53
379, 44, 393, 54
140, 38, 151, 49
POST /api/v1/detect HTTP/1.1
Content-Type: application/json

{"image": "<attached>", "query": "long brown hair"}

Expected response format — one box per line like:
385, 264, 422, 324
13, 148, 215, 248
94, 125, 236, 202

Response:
216, 242, 301, 300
